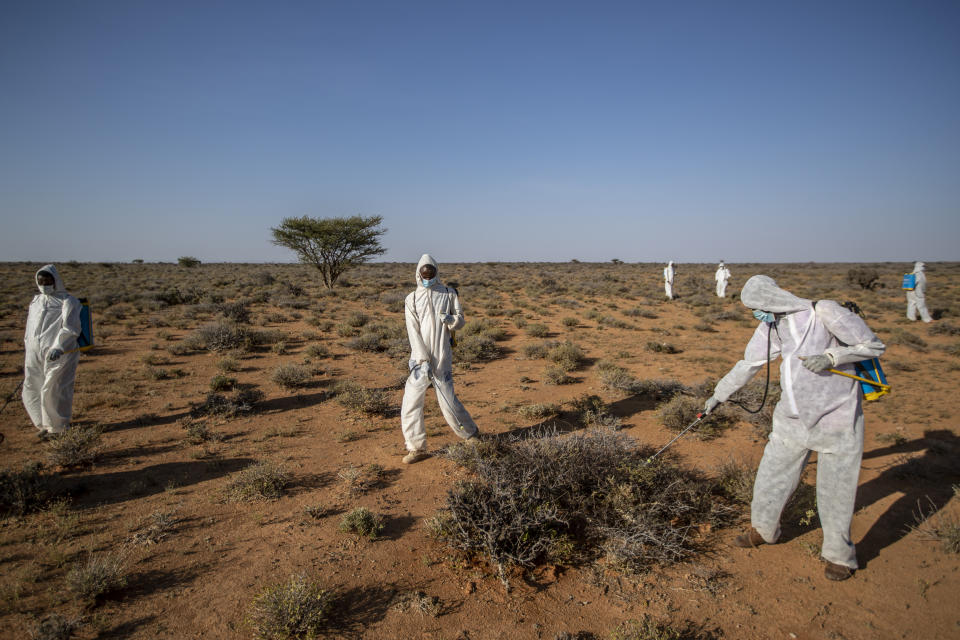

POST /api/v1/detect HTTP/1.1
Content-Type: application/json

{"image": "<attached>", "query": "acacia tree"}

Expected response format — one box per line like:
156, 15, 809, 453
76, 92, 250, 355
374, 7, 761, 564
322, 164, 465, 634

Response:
270, 215, 386, 289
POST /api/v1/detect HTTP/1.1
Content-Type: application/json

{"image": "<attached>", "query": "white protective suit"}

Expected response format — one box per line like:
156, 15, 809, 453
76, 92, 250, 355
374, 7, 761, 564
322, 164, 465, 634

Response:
663, 261, 675, 299
400, 254, 478, 451
715, 262, 731, 298
23, 265, 82, 434
710, 275, 885, 568
906, 261, 932, 323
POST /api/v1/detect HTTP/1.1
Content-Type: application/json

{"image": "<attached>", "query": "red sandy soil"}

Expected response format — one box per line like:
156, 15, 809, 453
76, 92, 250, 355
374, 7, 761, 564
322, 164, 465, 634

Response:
1, 262, 958, 639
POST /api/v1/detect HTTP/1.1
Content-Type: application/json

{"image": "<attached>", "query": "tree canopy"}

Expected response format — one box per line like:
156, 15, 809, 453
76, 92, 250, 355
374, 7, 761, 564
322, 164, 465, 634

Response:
270, 215, 386, 289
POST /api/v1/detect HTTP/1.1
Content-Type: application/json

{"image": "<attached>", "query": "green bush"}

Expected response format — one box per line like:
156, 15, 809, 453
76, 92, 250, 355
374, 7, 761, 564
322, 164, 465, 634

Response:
339, 507, 384, 539
209, 374, 237, 392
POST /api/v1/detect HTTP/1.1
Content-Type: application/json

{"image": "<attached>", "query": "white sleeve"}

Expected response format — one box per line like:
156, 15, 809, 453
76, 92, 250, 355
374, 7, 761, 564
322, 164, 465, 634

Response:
444, 290, 465, 331
817, 301, 885, 366
712, 322, 781, 402
54, 296, 82, 352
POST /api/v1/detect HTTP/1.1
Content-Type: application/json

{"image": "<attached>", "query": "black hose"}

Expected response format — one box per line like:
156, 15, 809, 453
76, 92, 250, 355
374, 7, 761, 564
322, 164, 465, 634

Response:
729, 320, 775, 414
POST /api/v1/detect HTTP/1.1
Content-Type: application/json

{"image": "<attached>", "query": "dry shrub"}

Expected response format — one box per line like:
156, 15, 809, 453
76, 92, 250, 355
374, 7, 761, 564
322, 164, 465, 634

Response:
188, 320, 253, 352
461, 318, 507, 341
271, 364, 311, 389
657, 396, 735, 440
517, 403, 561, 421
912, 504, 960, 554
454, 335, 500, 363
0, 462, 55, 517
192, 388, 264, 418
392, 590, 441, 617
548, 341, 586, 371
29, 613, 81, 640
596, 362, 686, 401
246, 573, 336, 640
928, 322, 960, 336
332, 381, 392, 416
66, 551, 128, 603
646, 341, 680, 354
610, 615, 717, 640
179, 418, 222, 444
715, 459, 817, 527
525, 323, 550, 338
46, 425, 103, 468
433, 429, 734, 582
209, 374, 236, 392
224, 461, 292, 501
847, 267, 880, 290
886, 328, 928, 351
543, 365, 574, 385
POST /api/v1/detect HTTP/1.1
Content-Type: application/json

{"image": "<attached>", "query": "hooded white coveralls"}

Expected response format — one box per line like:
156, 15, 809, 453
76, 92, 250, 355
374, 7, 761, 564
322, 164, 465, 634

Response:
400, 254, 478, 452
23, 264, 82, 434
711, 276, 885, 569
906, 261, 932, 323
715, 262, 731, 298
663, 262, 675, 299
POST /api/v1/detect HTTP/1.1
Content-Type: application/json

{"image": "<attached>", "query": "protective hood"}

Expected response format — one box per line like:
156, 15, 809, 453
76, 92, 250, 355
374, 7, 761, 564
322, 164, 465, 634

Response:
415, 254, 439, 286
914, 261, 925, 273
667, 261, 674, 268
740, 275, 810, 313
36, 264, 66, 294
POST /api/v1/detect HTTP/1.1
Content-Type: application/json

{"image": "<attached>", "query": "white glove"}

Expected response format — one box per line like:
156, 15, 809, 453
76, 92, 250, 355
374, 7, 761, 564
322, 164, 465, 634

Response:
703, 396, 720, 415
801, 354, 833, 373
48, 348, 63, 362
441, 314, 455, 325
419, 361, 432, 378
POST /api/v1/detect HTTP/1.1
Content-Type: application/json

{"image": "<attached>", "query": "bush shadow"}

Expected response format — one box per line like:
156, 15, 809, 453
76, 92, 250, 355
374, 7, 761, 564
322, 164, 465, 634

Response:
380, 515, 418, 541
855, 429, 960, 567
327, 584, 399, 638
66, 458, 254, 509
258, 389, 332, 414
92, 615, 158, 639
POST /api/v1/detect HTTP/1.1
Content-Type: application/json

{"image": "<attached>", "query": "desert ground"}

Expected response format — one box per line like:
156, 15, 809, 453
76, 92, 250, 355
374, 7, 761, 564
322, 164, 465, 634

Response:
1, 260, 958, 640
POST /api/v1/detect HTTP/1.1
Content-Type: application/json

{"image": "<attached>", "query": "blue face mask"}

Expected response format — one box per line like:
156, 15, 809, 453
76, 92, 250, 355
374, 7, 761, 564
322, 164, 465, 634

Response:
753, 309, 775, 323
421, 277, 437, 288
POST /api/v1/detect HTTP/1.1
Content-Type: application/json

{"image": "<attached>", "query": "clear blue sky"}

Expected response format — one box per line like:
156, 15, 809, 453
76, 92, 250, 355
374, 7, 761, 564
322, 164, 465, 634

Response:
1, 1, 958, 263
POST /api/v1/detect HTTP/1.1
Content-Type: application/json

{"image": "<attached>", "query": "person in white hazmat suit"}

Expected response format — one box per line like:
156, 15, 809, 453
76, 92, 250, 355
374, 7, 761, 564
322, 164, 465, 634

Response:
400, 254, 480, 463
23, 265, 83, 437
663, 261, 676, 299
715, 261, 731, 298
906, 261, 932, 323
703, 275, 885, 581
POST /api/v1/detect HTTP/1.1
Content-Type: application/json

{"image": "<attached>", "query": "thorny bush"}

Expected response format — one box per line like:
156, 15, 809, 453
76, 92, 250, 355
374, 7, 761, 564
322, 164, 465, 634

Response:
433, 428, 736, 584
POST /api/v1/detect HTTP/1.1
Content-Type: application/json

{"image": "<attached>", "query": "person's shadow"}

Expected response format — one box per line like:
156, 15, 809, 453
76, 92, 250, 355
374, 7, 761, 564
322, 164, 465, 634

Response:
855, 429, 960, 567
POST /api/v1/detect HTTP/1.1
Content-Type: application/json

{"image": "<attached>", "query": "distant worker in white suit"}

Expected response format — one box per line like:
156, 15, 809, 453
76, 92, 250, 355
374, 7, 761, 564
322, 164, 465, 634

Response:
400, 254, 480, 464
715, 261, 731, 298
703, 275, 885, 581
906, 261, 932, 323
663, 261, 676, 300
23, 265, 82, 438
